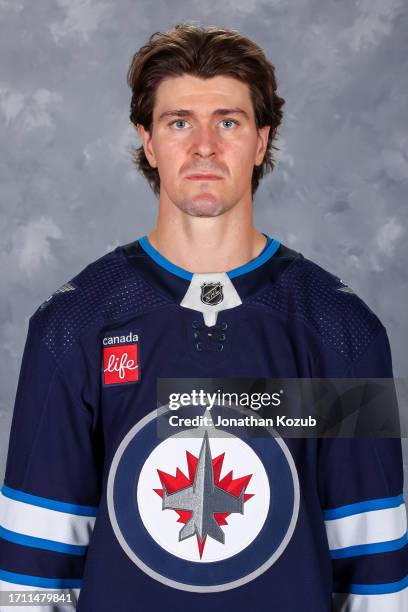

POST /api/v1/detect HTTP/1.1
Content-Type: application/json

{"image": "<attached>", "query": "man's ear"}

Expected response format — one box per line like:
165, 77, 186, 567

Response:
136, 123, 157, 168
255, 125, 271, 166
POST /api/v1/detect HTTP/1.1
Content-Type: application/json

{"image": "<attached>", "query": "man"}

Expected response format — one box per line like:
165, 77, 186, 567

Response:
0, 23, 407, 612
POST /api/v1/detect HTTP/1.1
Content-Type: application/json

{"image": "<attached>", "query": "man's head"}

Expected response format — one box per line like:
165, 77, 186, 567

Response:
127, 23, 285, 217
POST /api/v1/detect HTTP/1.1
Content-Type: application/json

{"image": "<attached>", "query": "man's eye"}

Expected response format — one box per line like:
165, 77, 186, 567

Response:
220, 119, 238, 129
171, 119, 189, 129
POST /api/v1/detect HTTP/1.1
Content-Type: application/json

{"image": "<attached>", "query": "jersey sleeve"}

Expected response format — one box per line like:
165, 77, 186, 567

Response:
0, 310, 102, 610
317, 326, 408, 611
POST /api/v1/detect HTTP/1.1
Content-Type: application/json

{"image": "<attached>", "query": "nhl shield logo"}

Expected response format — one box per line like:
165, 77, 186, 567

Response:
107, 406, 300, 592
200, 282, 224, 306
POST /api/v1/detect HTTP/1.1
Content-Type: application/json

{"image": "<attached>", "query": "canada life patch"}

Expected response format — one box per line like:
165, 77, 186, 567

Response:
107, 406, 300, 592
102, 332, 140, 385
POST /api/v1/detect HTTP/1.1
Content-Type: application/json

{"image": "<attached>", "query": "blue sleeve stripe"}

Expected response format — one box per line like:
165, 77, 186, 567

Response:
330, 533, 408, 559
323, 494, 404, 520
0, 526, 87, 556
0, 568, 82, 589
1, 485, 98, 517
333, 573, 408, 595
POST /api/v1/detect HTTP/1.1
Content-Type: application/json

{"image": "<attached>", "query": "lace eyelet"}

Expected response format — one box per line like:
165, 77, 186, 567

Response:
196, 342, 203, 351
217, 343, 224, 351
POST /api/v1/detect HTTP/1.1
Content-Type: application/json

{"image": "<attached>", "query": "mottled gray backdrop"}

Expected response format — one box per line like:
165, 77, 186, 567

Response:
1, 1, 407, 497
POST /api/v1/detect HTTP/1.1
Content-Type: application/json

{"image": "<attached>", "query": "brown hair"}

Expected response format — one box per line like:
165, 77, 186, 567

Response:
127, 23, 285, 197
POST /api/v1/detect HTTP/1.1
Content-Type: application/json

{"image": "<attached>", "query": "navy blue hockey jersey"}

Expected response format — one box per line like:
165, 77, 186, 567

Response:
0, 235, 407, 611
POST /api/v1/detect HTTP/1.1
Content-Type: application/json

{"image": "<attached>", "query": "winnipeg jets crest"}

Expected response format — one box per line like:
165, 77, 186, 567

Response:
107, 406, 299, 592
154, 431, 251, 559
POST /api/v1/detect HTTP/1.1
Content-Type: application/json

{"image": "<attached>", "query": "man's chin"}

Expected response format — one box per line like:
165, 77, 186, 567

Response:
176, 195, 235, 218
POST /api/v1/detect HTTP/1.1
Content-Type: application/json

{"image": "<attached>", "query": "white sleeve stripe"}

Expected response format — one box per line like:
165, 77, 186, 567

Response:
325, 503, 407, 551
1, 485, 97, 517
323, 494, 404, 520
0, 491, 95, 547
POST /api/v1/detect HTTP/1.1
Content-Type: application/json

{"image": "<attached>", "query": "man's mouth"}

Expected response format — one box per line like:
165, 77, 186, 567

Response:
185, 174, 223, 181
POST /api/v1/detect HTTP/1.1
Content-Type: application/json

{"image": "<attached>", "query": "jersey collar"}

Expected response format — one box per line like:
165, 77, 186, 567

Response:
138, 235, 281, 281
120, 235, 298, 304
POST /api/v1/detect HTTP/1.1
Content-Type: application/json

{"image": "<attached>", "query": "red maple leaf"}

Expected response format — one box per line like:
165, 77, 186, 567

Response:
154, 450, 253, 558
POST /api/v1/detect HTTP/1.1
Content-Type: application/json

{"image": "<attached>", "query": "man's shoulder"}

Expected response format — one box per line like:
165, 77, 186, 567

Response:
29, 243, 170, 363
251, 244, 385, 363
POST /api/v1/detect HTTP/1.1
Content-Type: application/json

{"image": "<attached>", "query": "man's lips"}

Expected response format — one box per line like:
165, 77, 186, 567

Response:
185, 174, 223, 180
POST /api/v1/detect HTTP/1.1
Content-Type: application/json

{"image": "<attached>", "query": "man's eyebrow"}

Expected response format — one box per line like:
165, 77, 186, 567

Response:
158, 107, 250, 121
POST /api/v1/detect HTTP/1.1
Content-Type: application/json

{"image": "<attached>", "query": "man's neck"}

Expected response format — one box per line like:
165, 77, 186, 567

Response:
147, 198, 267, 274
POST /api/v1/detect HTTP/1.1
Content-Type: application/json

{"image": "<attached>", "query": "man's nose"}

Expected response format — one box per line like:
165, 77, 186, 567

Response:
191, 126, 217, 158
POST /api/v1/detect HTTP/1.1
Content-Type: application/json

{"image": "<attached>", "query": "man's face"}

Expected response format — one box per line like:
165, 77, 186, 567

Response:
137, 74, 270, 217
